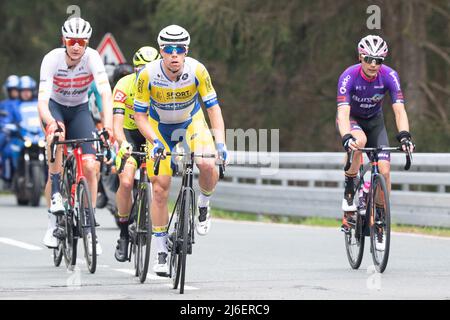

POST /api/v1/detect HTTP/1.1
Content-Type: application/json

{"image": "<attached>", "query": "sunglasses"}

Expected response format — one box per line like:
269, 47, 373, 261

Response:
362, 55, 384, 65
65, 38, 88, 47
162, 45, 187, 55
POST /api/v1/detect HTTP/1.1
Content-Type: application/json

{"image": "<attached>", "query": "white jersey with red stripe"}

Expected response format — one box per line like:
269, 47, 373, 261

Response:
38, 47, 110, 107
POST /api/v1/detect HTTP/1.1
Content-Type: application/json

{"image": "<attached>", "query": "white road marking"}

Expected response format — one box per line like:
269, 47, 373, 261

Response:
113, 268, 199, 290
0, 237, 43, 251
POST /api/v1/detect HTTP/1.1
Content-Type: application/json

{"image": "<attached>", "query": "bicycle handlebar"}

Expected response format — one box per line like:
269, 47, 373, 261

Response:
117, 151, 147, 174
49, 123, 64, 163
344, 146, 413, 172
152, 151, 226, 179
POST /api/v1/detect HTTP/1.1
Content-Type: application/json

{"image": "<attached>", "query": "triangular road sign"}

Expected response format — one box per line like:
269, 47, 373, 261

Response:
96, 33, 126, 65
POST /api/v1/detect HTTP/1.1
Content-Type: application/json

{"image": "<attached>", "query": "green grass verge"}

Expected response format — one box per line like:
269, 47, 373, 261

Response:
203, 205, 450, 238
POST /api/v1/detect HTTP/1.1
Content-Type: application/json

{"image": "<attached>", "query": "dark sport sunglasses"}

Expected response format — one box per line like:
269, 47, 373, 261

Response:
362, 55, 384, 65
161, 45, 187, 55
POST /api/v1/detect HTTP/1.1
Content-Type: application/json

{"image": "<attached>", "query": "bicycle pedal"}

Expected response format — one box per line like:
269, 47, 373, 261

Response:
53, 227, 66, 240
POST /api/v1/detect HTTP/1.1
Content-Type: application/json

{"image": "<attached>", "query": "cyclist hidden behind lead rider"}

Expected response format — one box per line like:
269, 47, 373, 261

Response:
134, 25, 228, 276
112, 46, 160, 262
336, 35, 415, 244
38, 17, 113, 251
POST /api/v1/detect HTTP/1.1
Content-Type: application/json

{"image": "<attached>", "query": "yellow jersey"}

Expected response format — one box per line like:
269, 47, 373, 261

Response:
112, 73, 138, 130
134, 57, 218, 124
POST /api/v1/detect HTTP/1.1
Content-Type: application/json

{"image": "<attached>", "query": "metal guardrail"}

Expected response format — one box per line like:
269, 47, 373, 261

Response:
170, 152, 450, 228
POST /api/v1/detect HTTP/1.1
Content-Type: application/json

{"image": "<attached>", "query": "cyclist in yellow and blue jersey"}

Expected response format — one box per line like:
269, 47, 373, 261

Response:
134, 25, 227, 276
112, 46, 161, 262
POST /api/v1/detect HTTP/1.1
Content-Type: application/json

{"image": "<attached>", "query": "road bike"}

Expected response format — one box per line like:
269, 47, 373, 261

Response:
52, 129, 111, 273
154, 150, 225, 294
343, 146, 412, 273
117, 149, 152, 283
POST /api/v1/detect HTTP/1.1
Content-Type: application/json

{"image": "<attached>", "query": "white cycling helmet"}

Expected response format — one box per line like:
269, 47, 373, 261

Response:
62, 17, 92, 39
358, 35, 388, 57
157, 25, 190, 47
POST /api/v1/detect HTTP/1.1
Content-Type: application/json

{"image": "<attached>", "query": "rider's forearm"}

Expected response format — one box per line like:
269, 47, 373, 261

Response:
100, 91, 113, 130
337, 105, 352, 137
134, 112, 158, 144
38, 100, 54, 126
392, 103, 410, 133
113, 114, 127, 146
207, 105, 225, 144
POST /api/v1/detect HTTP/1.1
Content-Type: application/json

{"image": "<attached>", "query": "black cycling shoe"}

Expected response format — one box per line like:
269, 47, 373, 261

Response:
114, 237, 129, 262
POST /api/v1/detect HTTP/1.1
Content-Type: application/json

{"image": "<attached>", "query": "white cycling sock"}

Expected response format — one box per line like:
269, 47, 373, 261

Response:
198, 193, 211, 208
154, 234, 168, 253
47, 212, 56, 230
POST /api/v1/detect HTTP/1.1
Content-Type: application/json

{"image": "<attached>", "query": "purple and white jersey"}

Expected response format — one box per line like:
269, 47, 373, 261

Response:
336, 64, 404, 119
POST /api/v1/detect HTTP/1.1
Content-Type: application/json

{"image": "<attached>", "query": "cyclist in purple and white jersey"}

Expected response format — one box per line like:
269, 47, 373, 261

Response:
336, 35, 415, 233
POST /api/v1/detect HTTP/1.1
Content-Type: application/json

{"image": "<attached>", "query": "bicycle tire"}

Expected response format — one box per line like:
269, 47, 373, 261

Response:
61, 163, 77, 270
370, 174, 391, 273
128, 198, 139, 277
178, 188, 191, 294
170, 191, 184, 290
344, 212, 365, 269
78, 178, 97, 273
136, 182, 152, 283
344, 165, 369, 269
53, 226, 63, 267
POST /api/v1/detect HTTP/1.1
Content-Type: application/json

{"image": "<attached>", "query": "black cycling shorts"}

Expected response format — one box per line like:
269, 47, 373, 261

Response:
124, 128, 146, 167
337, 112, 390, 161
47, 99, 97, 155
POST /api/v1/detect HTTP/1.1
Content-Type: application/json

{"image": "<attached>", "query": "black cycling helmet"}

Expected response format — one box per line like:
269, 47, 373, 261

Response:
112, 63, 133, 87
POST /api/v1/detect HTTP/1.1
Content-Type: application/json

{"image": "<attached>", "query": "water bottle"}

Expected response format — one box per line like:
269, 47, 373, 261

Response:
358, 181, 370, 215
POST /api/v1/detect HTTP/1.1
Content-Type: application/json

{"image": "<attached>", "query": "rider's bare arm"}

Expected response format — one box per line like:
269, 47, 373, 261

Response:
337, 104, 352, 137
207, 105, 225, 145
392, 103, 409, 133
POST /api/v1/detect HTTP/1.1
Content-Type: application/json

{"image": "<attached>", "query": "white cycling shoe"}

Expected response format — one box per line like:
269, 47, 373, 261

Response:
341, 198, 357, 212
375, 233, 386, 251
195, 206, 211, 236
50, 192, 65, 215
153, 252, 169, 277
43, 212, 58, 248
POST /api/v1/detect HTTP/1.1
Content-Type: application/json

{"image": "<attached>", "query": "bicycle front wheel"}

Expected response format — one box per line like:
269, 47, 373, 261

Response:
370, 174, 391, 273
178, 188, 192, 294
78, 178, 97, 274
169, 190, 184, 290
136, 182, 152, 283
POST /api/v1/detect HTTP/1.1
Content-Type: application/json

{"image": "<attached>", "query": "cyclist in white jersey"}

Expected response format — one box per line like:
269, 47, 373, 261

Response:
38, 17, 113, 251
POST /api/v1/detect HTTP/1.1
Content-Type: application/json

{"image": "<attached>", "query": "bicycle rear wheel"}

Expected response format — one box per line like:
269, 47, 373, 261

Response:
344, 166, 367, 270
53, 225, 64, 267
78, 178, 97, 274
61, 165, 77, 270
370, 174, 391, 273
135, 182, 152, 283
344, 212, 365, 269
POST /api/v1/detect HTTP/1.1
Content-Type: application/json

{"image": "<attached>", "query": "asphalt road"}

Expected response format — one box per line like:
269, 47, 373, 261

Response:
0, 195, 449, 300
